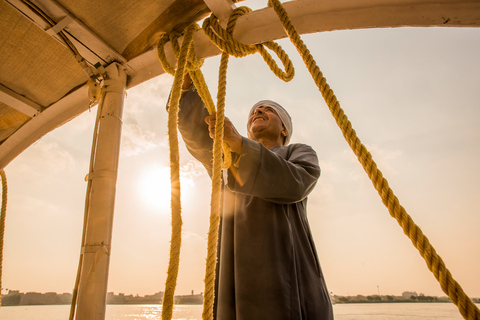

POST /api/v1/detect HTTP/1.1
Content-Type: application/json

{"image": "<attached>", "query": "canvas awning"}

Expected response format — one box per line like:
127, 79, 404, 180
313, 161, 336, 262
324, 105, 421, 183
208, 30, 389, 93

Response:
0, 0, 479, 169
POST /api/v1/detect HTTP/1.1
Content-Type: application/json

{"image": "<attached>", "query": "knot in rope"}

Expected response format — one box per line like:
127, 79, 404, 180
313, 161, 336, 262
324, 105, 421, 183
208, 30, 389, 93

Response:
157, 24, 204, 76
202, 7, 294, 82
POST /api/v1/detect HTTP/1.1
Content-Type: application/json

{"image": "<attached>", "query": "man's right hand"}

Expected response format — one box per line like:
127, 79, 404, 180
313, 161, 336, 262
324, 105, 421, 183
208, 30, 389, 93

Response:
205, 113, 243, 154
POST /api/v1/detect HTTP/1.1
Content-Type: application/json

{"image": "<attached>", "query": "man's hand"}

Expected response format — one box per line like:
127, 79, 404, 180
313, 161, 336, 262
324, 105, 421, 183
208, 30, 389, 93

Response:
182, 73, 193, 91
205, 113, 243, 154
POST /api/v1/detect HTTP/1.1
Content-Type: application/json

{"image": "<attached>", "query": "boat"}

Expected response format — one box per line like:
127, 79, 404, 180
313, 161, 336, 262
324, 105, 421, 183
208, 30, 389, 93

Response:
0, 1, 479, 319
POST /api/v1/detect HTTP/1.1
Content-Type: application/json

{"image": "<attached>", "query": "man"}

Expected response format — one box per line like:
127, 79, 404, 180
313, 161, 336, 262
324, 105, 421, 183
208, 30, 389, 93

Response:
174, 74, 334, 319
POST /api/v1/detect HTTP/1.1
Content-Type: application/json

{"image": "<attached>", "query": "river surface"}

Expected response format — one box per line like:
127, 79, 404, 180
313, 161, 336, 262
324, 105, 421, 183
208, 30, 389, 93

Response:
0, 303, 477, 319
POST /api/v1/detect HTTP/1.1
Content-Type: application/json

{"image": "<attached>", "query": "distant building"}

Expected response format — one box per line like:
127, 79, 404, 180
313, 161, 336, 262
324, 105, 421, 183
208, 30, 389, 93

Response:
175, 292, 203, 305
402, 291, 418, 299
106, 291, 164, 304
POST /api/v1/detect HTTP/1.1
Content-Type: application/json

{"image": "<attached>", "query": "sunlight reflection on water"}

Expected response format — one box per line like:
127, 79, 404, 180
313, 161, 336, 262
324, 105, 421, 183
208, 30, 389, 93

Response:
106, 304, 203, 319
0, 303, 478, 320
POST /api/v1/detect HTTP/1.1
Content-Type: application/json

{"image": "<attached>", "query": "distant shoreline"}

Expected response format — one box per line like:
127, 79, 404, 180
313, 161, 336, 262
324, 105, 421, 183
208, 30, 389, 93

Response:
1, 290, 203, 306
332, 294, 480, 305
2, 290, 479, 307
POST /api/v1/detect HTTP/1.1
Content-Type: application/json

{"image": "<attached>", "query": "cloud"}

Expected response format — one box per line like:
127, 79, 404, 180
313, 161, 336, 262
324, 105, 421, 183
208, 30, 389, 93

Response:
121, 122, 160, 156
119, 74, 175, 157
180, 160, 207, 179
342, 144, 403, 182
9, 140, 75, 180
183, 230, 206, 241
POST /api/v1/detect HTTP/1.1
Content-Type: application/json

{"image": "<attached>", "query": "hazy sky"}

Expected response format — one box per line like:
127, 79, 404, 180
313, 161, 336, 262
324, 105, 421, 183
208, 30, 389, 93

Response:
2, 22, 480, 301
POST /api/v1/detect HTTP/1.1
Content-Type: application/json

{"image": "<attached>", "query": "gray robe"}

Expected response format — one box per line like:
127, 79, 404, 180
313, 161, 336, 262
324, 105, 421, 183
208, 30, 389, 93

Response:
176, 88, 334, 320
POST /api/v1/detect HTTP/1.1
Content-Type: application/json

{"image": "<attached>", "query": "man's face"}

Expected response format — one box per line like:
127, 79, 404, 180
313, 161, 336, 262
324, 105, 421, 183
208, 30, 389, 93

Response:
247, 106, 285, 143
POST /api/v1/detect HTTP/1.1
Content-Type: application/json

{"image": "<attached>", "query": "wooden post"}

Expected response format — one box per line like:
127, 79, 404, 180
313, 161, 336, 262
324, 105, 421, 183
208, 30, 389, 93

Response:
75, 63, 126, 320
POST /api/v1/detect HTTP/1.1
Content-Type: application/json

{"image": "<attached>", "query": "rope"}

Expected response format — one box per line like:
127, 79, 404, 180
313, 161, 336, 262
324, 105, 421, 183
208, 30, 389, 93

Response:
265, 0, 480, 319
0, 169, 7, 308
202, 7, 294, 82
157, 27, 232, 170
157, 23, 198, 320
157, 22, 228, 320
201, 8, 246, 320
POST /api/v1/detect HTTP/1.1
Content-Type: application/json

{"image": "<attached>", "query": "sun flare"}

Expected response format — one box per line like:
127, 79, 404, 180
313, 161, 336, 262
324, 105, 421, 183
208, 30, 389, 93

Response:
138, 165, 193, 212
139, 166, 171, 212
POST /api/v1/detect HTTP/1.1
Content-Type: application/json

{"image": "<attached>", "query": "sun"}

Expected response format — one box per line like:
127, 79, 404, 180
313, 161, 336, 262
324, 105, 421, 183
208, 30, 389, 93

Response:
138, 165, 194, 212
138, 166, 172, 212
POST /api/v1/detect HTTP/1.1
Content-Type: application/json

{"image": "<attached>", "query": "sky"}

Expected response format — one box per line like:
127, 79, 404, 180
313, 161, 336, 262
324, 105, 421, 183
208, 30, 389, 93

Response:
2, 17, 480, 300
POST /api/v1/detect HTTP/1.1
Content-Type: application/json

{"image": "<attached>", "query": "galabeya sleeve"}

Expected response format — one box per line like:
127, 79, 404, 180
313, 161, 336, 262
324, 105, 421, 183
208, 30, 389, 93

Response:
226, 137, 321, 204
175, 87, 214, 175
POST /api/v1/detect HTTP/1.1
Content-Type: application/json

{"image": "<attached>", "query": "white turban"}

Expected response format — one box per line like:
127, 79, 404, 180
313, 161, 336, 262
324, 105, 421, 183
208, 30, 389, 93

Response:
249, 100, 293, 145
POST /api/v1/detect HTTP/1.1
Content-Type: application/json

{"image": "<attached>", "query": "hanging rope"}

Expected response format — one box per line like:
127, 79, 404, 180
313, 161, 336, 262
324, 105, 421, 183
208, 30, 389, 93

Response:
156, 23, 197, 320
263, 0, 479, 319
158, 23, 227, 320
0, 169, 7, 308
202, 8, 247, 320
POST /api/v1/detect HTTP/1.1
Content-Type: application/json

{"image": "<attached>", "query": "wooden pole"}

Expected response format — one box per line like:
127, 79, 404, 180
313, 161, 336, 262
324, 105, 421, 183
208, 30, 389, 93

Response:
75, 63, 126, 320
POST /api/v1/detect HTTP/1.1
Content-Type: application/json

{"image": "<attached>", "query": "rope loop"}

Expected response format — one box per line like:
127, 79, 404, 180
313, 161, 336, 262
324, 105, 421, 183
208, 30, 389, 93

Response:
157, 33, 176, 75
157, 25, 204, 76
202, 7, 294, 82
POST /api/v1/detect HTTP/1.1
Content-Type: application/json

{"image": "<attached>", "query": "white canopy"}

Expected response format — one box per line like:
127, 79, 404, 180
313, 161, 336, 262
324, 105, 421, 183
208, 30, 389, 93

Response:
0, 0, 479, 169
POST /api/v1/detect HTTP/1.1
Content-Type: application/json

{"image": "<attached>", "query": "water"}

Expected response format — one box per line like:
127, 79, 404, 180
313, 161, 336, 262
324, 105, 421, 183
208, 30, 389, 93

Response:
0, 303, 477, 320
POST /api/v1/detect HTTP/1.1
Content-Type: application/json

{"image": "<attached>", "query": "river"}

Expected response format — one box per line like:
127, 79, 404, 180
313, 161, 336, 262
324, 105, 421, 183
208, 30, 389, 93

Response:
0, 303, 477, 319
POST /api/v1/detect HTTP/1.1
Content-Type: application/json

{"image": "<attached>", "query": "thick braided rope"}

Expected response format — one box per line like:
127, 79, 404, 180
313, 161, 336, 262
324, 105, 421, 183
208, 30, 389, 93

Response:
200, 8, 298, 319
201, 48, 226, 320
267, 0, 479, 319
203, 7, 294, 82
0, 169, 7, 308
201, 9, 246, 320
157, 22, 232, 319
159, 23, 199, 320
158, 28, 232, 169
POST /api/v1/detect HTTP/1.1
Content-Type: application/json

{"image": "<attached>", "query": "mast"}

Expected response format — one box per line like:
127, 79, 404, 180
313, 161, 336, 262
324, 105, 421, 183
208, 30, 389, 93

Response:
74, 63, 126, 320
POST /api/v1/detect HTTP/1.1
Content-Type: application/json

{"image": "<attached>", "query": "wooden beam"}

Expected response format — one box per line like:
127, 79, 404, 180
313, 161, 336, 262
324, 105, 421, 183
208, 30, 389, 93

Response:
203, 0, 236, 26
0, 85, 90, 169
0, 84, 44, 117
5, 0, 127, 67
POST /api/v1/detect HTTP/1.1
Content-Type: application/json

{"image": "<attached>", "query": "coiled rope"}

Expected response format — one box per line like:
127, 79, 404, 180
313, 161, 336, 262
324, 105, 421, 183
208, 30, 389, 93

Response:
263, 0, 479, 319
0, 169, 7, 308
